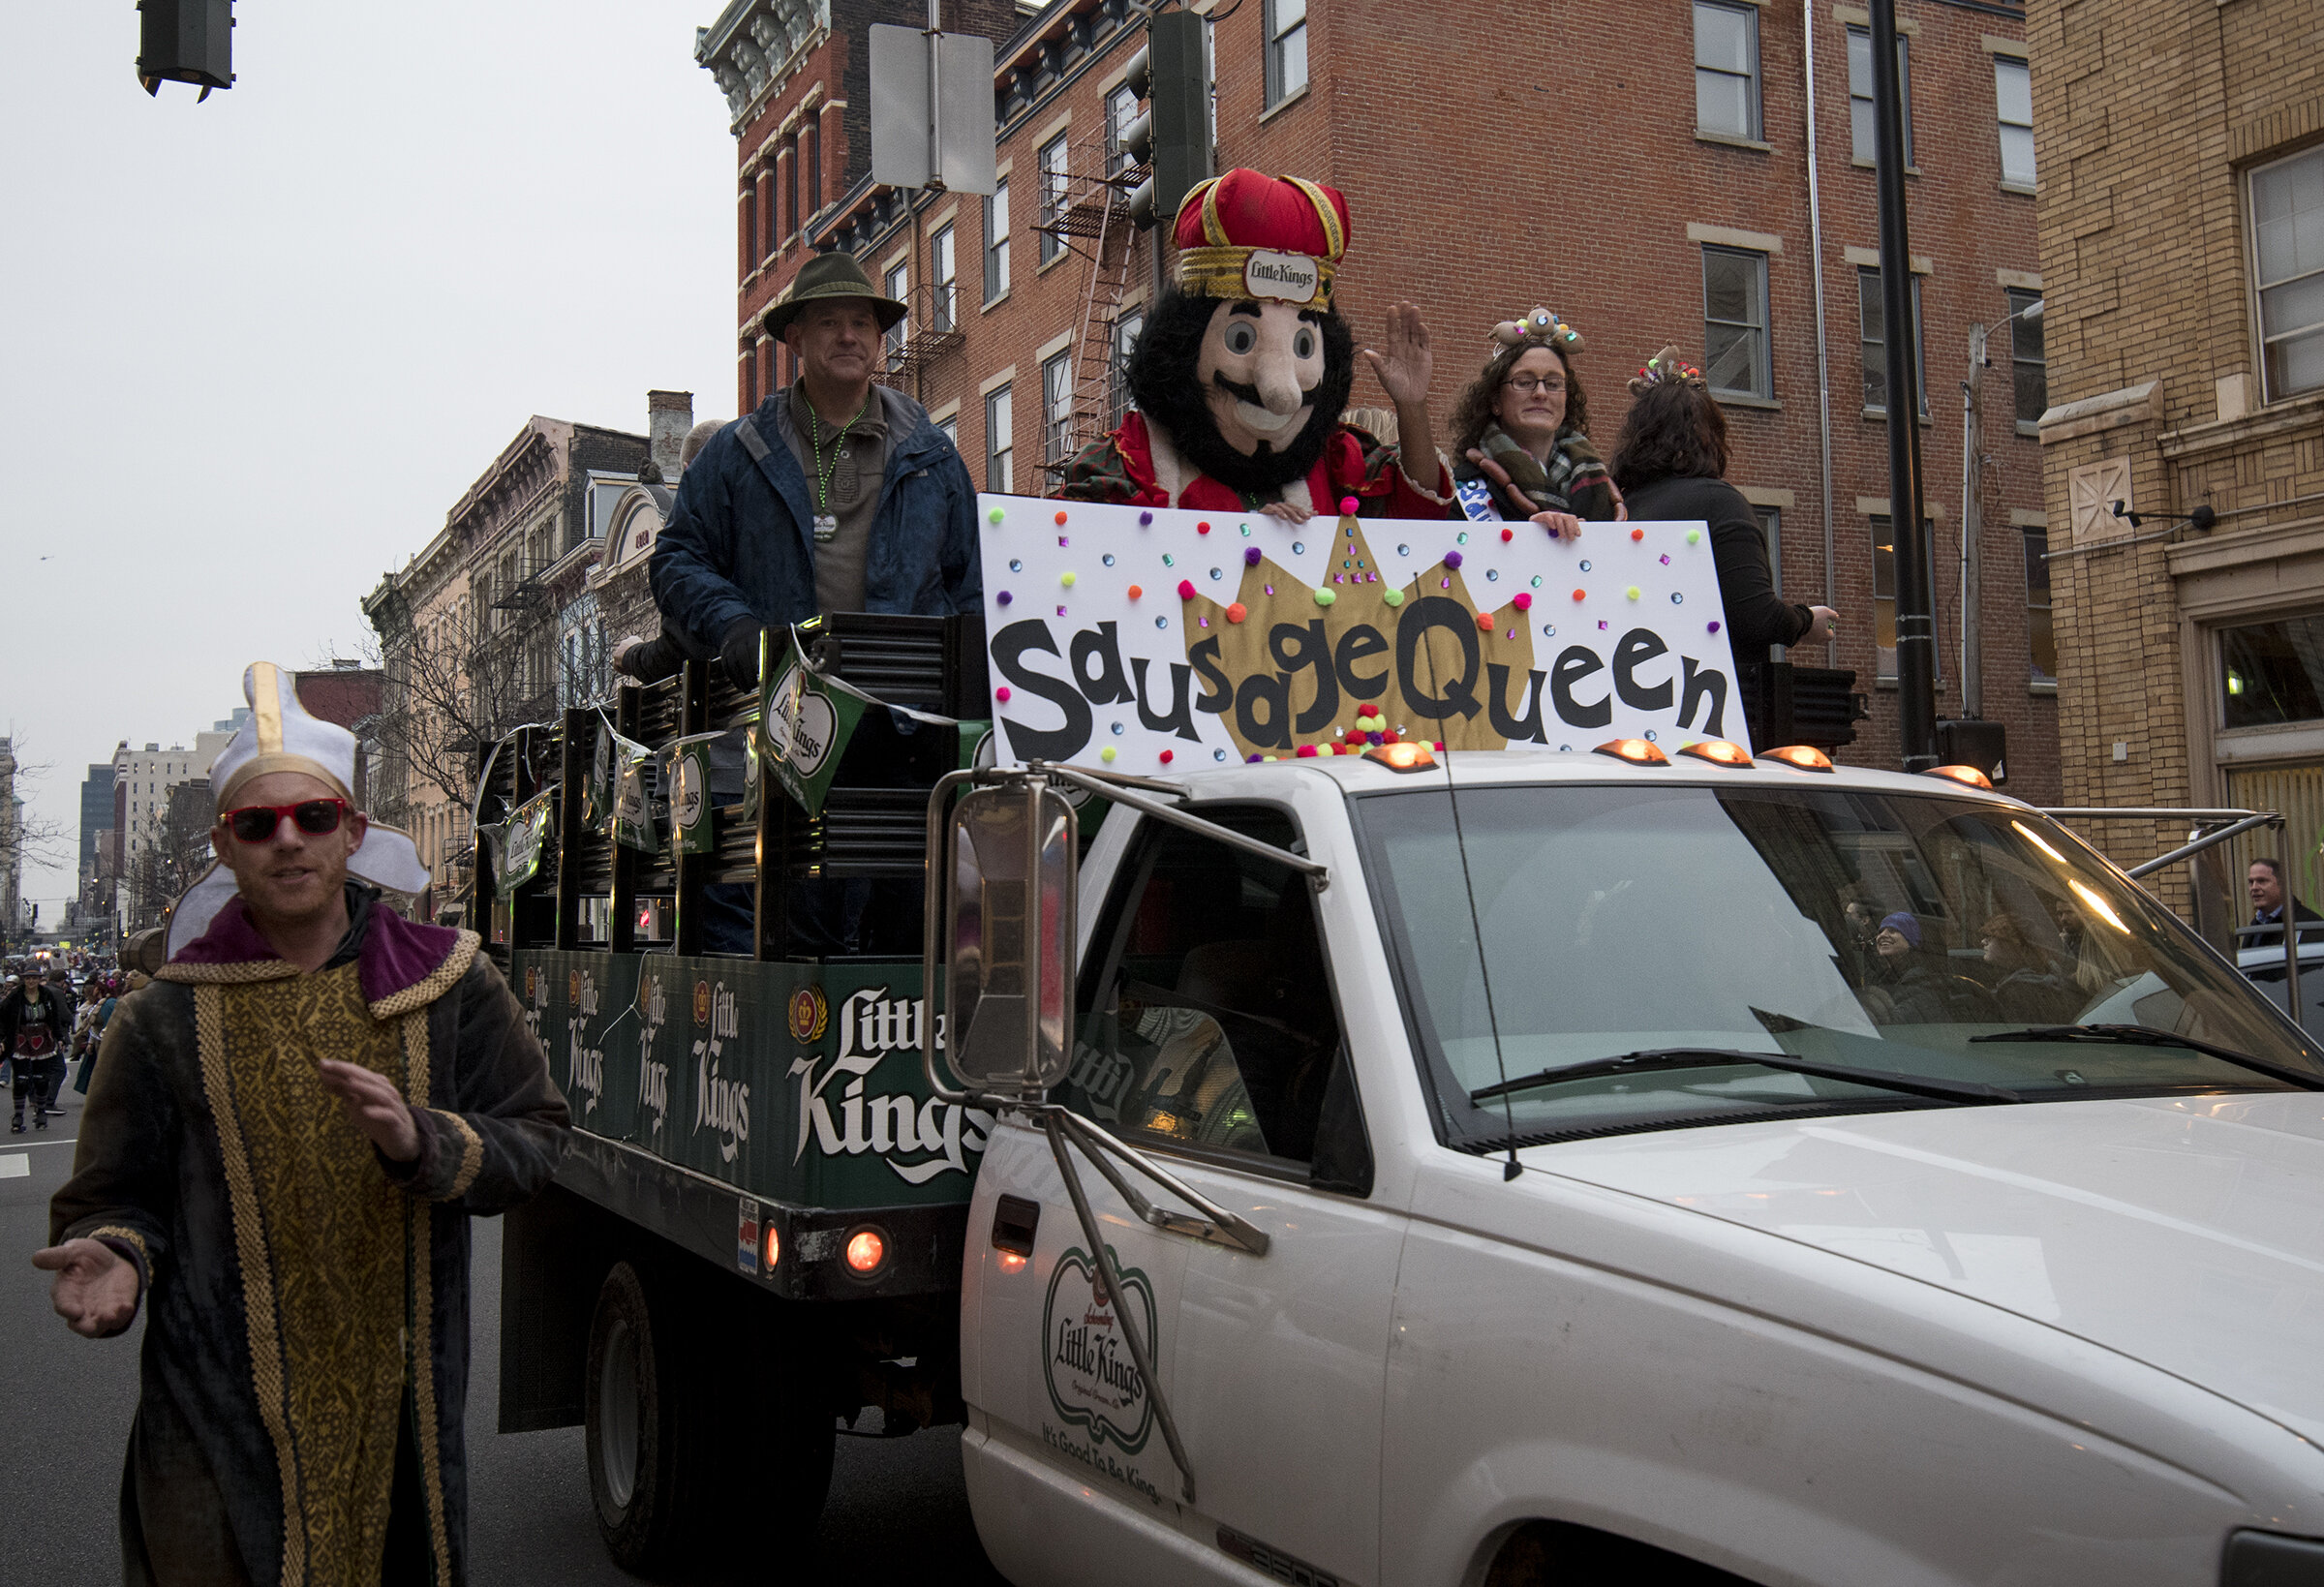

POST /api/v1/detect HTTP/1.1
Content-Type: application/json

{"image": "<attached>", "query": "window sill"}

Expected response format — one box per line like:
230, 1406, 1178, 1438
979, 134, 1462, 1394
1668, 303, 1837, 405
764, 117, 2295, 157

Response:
1715, 391, 1783, 411
1259, 83, 1311, 124
982, 289, 1012, 314
1850, 157, 1922, 175
1696, 129, 1773, 153
1999, 181, 2037, 198
1037, 248, 1070, 276
2030, 680, 2059, 695
2015, 419, 2041, 438
1875, 678, 1950, 691
1862, 407, 1935, 427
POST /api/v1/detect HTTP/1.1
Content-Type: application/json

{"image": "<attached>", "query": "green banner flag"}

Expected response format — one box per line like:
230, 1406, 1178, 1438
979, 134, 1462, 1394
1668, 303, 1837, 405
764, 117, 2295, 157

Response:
759, 630, 865, 817
665, 738, 716, 856
501, 790, 554, 890
610, 728, 660, 854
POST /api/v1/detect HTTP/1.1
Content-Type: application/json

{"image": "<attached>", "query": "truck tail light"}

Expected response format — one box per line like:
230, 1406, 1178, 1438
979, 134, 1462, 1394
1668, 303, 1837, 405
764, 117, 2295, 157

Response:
763, 1224, 780, 1270
844, 1229, 887, 1275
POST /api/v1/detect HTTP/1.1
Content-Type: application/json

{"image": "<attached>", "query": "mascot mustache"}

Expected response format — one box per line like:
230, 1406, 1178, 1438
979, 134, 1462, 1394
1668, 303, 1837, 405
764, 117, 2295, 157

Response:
1128, 287, 1356, 501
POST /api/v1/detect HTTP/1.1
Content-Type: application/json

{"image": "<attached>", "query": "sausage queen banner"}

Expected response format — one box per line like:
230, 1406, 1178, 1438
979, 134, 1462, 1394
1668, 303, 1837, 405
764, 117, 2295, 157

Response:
975, 495, 1747, 771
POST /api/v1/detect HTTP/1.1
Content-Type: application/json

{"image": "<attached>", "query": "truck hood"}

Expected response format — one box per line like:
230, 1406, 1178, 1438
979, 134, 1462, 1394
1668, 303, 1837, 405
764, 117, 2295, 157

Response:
1533, 1093, 2324, 1444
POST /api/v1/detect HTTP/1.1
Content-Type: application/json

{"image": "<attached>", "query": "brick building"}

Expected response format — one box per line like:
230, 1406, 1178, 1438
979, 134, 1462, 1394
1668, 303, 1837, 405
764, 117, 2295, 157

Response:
696, 0, 2055, 788
2028, 0, 2324, 928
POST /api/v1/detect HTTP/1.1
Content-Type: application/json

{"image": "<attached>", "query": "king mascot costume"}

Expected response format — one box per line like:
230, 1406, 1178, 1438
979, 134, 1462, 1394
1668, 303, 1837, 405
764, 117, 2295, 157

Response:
1057, 168, 1452, 521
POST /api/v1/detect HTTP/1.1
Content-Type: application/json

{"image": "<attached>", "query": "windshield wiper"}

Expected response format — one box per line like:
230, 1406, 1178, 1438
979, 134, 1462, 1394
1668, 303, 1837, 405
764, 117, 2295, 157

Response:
1470, 1048, 2021, 1107
1970, 1024, 2324, 1091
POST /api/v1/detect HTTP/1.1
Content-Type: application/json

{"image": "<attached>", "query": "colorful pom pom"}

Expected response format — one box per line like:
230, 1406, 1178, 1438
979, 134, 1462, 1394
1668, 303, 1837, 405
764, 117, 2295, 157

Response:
1383, 588, 1405, 606
995, 687, 1012, 703
1127, 584, 1143, 598
1315, 589, 1336, 606
1501, 528, 1514, 542
1339, 496, 1359, 514
1573, 588, 1586, 601
1197, 521, 1211, 534
1100, 745, 1117, 762
1630, 528, 1644, 541
1445, 550, 1464, 569
1177, 580, 1197, 599
1244, 547, 1262, 565
1514, 593, 1533, 611
1296, 745, 1318, 758
1159, 749, 1174, 764
996, 592, 1012, 605
987, 506, 1005, 525
1226, 601, 1248, 624
1476, 610, 1496, 631
1055, 510, 1069, 526
1060, 571, 1077, 587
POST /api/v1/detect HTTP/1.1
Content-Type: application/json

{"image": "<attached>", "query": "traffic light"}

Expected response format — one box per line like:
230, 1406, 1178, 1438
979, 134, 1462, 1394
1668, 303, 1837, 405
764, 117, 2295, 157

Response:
137, 0, 234, 101
1123, 10, 1210, 231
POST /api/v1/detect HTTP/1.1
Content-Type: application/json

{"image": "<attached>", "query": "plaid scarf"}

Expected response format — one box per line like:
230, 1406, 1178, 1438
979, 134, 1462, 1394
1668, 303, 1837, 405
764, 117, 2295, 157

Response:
1454, 422, 1610, 514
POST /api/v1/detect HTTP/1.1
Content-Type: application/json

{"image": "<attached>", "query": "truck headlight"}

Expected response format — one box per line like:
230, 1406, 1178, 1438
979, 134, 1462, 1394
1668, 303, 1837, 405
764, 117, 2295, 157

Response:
2224, 1531, 2324, 1586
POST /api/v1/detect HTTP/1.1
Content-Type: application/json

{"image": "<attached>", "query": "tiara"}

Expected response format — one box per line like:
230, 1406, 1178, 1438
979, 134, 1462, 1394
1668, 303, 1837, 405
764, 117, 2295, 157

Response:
1490, 307, 1582, 352
1629, 346, 1706, 394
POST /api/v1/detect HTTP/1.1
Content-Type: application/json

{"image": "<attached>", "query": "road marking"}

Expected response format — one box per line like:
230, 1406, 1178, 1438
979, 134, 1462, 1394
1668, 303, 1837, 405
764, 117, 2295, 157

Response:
6, 1138, 76, 1148
0, 1155, 27, 1178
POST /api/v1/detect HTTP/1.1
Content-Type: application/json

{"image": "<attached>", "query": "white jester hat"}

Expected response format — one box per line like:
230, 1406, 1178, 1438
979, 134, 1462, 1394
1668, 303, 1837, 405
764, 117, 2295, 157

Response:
165, 661, 432, 958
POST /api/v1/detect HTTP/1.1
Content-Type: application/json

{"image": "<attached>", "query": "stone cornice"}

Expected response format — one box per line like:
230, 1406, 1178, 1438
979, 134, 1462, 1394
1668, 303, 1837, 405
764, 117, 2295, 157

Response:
2158, 388, 2324, 462
697, 0, 832, 133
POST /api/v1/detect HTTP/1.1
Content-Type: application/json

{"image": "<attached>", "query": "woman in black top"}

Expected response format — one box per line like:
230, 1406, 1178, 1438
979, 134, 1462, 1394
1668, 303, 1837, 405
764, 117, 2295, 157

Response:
1610, 348, 1838, 656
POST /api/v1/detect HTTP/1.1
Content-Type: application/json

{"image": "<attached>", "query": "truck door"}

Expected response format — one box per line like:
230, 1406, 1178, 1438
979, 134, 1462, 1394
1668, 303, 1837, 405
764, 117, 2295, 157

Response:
964, 804, 1399, 1587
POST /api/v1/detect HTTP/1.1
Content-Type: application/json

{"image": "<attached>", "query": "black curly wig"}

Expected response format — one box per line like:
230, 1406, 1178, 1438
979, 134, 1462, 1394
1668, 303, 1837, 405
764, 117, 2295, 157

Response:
1124, 286, 1357, 497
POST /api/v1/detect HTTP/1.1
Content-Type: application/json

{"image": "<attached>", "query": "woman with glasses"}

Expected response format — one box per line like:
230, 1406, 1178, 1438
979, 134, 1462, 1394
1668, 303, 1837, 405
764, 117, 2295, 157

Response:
1610, 346, 1839, 656
1446, 308, 1621, 538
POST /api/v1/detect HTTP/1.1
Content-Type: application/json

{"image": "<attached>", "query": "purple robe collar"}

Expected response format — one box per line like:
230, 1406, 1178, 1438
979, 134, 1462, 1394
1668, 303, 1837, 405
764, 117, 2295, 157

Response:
168, 896, 473, 1015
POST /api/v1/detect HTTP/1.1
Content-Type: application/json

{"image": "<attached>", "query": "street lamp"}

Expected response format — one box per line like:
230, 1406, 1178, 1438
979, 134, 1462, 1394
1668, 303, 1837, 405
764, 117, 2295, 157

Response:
1959, 295, 2043, 722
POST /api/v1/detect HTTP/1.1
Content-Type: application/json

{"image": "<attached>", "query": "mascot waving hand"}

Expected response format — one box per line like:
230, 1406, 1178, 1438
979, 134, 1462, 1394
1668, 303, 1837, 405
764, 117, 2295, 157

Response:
1058, 168, 1450, 522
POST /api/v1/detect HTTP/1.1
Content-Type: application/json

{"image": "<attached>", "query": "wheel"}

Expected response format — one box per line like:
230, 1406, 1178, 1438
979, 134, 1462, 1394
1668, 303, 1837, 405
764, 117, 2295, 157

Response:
583, 1259, 840, 1574
584, 1262, 678, 1572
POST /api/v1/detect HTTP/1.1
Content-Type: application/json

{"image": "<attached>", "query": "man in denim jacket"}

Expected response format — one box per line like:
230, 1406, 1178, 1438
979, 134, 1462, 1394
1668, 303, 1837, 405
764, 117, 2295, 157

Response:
649, 251, 982, 681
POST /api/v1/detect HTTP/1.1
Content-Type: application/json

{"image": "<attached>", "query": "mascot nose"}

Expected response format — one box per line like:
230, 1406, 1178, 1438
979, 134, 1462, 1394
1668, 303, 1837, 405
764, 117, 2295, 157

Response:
1255, 361, 1306, 417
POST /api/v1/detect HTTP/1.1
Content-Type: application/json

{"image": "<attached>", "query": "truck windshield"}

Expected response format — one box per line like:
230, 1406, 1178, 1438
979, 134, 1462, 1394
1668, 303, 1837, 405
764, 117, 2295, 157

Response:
1354, 783, 2324, 1148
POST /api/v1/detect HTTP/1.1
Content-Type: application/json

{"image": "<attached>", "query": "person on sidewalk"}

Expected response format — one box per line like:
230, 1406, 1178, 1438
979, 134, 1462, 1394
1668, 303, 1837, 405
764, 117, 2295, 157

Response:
2, 966, 73, 1131
36, 661, 570, 1587
2247, 857, 2323, 945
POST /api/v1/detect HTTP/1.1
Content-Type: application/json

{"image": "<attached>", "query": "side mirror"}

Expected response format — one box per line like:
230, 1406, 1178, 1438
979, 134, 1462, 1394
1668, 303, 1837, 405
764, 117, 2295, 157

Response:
943, 779, 1077, 1092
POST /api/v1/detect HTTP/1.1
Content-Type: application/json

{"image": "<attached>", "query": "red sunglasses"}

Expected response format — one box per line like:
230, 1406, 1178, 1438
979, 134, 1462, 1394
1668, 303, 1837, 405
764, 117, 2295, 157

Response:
221, 799, 352, 844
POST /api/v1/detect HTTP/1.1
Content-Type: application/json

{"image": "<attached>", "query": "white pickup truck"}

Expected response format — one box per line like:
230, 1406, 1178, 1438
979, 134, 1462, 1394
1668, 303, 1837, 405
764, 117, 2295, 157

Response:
923, 740, 2324, 1587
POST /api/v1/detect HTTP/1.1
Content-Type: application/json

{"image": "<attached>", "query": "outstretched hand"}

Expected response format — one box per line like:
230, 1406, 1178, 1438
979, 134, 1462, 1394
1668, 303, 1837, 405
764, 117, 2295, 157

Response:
1360, 301, 1434, 412
317, 1059, 421, 1163
34, 1238, 141, 1338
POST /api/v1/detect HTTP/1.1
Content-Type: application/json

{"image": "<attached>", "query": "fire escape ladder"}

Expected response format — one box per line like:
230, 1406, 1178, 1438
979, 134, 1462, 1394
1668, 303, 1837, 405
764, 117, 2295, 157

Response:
1039, 132, 1146, 475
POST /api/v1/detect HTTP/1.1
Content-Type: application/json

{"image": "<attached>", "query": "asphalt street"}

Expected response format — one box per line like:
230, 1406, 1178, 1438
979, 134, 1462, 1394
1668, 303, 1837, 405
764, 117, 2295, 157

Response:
0, 1080, 1009, 1587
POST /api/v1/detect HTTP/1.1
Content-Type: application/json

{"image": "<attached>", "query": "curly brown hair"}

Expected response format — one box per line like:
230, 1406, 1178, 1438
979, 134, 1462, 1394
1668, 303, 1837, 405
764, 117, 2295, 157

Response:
1449, 343, 1589, 458
1609, 379, 1730, 492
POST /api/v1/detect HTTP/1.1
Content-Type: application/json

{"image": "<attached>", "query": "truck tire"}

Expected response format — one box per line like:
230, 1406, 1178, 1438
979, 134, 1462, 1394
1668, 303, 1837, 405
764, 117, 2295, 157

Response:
584, 1261, 682, 1572
584, 1259, 840, 1573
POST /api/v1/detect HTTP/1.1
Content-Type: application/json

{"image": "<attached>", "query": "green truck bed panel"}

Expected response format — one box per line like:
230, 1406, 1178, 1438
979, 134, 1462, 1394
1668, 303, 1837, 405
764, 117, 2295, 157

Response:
514, 950, 989, 1211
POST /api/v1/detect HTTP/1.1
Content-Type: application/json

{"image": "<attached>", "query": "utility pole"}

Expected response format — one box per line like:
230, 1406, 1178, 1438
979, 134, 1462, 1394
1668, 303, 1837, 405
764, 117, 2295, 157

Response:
1961, 320, 1989, 722
1868, 0, 1935, 770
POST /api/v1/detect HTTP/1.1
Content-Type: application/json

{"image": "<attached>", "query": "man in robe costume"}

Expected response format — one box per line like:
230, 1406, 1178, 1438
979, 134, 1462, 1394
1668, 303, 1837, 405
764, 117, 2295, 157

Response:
40, 662, 570, 1586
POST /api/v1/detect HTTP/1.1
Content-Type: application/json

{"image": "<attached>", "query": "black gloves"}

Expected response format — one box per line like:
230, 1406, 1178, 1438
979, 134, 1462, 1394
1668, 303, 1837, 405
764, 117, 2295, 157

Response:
719, 619, 765, 687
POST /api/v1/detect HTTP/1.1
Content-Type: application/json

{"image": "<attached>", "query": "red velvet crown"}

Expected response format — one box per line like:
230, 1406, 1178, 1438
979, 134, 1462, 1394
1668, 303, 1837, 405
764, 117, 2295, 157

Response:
1172, 168, 1351, 308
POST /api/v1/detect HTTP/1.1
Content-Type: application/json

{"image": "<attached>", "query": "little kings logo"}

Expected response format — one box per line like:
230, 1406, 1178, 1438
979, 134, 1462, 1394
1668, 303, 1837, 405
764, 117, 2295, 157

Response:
786, 987, 991, 1185
692, 979, 750, 1163
1242, 248, 1320, 305
636, 974, 671, 1138
521, 966, 548, 1045
565, 968, 604, 1117
1044, 1246, 1158, 1459
788, 985, 829, 1044
765, 663, 838, 775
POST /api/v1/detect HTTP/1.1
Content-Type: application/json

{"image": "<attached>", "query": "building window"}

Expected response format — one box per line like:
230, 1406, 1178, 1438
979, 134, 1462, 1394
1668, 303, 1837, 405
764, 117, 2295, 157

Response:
1038, 136, 1071, 266
985, 178, 1011, 302
2251, 145, 2324, 402
740, 188, 756, 277
936, 413, 959, 449
783, 136, 800, 240
1868, 514, 1936, 683
1702, 245, 1772, 399
807, 118, 822, 219
1106, 82, 1140, 176
2006, 287, 2046, 431
1043, 350, 1075, 465
1112, 307, 1145, 428
882, 262, 909, 372
1857, 266, 1926, 416
932, 224, 957, 334
1846, 27, 1911, 166
1694, 2, 1760, 141
1265, 0, 1307, 107
2221, 614, 2324, 727
986, 384, 1014, 493
1754, 505, 1786, 656
758, 173, 776, 261
1994, 57, 2034, 188
2023, 526, 2055, 687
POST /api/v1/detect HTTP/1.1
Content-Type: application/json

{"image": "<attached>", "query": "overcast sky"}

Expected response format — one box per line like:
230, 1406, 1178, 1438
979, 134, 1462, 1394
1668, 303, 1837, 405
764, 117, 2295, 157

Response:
2, 3, 741, 924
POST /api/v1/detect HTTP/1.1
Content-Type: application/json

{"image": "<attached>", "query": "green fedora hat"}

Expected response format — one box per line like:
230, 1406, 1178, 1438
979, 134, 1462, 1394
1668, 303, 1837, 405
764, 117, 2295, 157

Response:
761, 251, 908, 340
